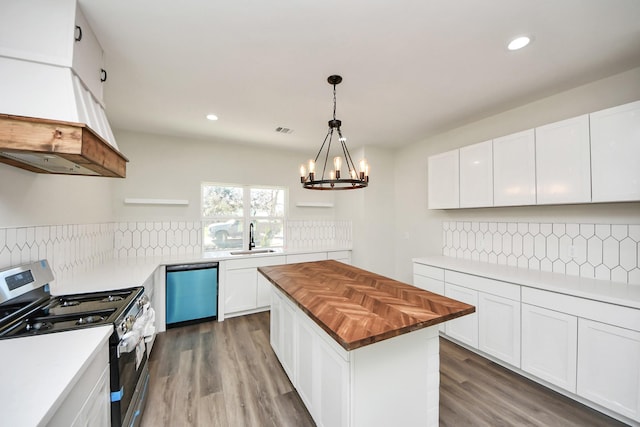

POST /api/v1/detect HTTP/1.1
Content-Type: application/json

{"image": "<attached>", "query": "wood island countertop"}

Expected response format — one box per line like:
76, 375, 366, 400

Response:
258, 260, 475, 350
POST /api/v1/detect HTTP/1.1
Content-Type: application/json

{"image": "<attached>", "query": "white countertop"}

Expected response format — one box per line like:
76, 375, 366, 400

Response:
0, 326, 113, 427
413, 255, 640, 310
51, 247, 351, 295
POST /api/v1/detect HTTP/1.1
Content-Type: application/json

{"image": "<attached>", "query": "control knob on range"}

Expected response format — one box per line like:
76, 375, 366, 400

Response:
137, 294, 150, 308
119, 315, 136, 333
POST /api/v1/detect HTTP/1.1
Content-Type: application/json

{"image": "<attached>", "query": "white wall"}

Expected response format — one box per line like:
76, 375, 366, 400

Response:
111, 130, 337, 222
0, 163, 114, 227
336, 146, 396, 277
393, 67, 640, 283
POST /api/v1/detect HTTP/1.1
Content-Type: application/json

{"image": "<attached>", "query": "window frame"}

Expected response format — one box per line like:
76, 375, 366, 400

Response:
201, 182, 287, 252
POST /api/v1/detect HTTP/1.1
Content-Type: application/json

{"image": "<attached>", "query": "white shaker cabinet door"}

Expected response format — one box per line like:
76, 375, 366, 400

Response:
493, 129, 536, 206
590, 100, 640, 202
414, 274, 445, 332
224, 268, 257, 314
577, 318, 640, 421
478, 292, 520, 368
521, 304, 577, 393
428, 150, 459, 209
459, 140, 493, 207
535, 114, 591, 204
444, 283, 478, 348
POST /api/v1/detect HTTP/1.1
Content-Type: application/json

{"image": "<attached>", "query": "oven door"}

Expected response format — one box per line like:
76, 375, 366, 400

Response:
111, 330, 147, 427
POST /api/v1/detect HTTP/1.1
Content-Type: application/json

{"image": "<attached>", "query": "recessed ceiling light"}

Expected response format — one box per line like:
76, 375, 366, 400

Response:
206, 114, 218, 121
507, 36, 531, 51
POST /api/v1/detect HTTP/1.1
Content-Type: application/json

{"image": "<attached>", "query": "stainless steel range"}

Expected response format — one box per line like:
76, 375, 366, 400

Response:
0, 260, 155, 427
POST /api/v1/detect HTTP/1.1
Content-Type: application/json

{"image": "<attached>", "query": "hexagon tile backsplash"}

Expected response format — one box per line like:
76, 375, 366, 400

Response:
0, 219, 352, 280
443, 221, 640, 285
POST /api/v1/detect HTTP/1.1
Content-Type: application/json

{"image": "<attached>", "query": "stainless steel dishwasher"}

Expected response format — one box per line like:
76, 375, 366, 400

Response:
165, 262, 218, 327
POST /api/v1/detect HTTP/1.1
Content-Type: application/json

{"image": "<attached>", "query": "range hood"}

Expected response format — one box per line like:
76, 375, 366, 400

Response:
0, 58, 128, 178
0, 114, 128, 177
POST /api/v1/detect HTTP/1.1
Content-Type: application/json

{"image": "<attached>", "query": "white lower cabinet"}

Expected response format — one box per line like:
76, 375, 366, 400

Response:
225, 268, 258, 313
521, 303, 577, 392
286, 252, 328, 264
280, 296, 297, 380
272, 287, 349, 427
222, 255, 286, 317
444, 283, 478, 348
577, 318, 640, 421
71, 365, 110, 427
327, 250, 352, 265
413, 265, 445, 332
272, 284, 439, 427
296, 318, 315, 409
49, 340, 110, 427
415, 260, 640, 424
478, 292, 520, 367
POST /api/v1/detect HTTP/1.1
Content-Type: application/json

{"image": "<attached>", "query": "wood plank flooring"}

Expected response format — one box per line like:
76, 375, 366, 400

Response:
142, 312, 625, 427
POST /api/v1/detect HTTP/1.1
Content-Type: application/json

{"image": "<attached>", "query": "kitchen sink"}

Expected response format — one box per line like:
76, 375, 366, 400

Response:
229, 249, 276, 255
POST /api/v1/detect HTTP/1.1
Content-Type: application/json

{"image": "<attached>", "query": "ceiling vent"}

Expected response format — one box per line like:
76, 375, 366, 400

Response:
275, 127, 294, 134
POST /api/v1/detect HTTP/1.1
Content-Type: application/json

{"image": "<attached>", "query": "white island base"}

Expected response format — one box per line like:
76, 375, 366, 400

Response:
270, 286, 440, 427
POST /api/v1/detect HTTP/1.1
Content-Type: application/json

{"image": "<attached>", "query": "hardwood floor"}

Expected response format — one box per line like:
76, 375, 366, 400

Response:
142, 312, 625, 427
439, 338, 625, 427
141, 312, 314, 427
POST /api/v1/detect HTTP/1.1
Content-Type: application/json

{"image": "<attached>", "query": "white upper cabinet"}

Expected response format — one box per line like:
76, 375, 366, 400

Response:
535, 115, 591, 205
493, 129, 536, 206
0, 0, 76, 66
428, 149, 459, 209
72, 5, 106, 102
459, 140, 493, 208
0, 0, 105, 102
590, 100, 640, 203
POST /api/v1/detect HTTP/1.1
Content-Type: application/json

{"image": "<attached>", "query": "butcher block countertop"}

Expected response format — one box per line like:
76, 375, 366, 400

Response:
258, 260, 475, 350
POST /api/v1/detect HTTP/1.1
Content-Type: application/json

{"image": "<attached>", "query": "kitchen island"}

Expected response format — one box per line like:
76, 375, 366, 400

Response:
258, 260, 474, 427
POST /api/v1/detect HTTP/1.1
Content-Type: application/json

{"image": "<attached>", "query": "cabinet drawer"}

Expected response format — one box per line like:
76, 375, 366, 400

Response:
445, 270, 520, 301
327, 250, 351, 260
224, 255, 286, 270
413, 275, 445, 295
413, 264, 444, 281
522, 287, 640, 331
286, 252, 327, 264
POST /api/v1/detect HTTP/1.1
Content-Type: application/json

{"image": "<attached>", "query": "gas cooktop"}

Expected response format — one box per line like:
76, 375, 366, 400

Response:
0, 260, 143, 339
0, 287, 143, 338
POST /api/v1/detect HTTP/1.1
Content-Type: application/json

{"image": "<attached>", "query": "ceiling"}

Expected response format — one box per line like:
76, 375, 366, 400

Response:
79, 0, 640, 152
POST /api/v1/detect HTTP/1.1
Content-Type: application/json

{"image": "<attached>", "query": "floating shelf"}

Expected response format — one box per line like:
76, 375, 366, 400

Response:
124, 198, 189, 205
295, 202, 334, 208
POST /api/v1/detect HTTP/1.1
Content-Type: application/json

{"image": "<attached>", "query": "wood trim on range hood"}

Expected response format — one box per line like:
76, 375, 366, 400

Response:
0, 114, 128, 178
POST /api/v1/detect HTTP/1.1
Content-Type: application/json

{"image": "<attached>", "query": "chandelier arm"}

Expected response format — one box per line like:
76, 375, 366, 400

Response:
339, 129, 359, 179
313, 128, 333, 164
320, 128, 334, 180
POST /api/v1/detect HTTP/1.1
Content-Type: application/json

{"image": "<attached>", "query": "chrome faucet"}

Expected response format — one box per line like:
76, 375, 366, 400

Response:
249, 222, 256, 250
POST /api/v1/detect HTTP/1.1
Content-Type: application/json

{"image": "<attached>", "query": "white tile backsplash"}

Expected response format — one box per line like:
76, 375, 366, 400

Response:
0, 219, 352, 276
0, 223, 114, 282
443, 221, 640, 285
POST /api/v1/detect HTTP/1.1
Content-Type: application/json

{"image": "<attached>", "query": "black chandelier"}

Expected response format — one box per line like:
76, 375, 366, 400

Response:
300, 75, 369, 190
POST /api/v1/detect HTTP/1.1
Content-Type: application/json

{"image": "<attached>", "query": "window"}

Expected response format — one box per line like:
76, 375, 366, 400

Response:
202, 183, 286, 252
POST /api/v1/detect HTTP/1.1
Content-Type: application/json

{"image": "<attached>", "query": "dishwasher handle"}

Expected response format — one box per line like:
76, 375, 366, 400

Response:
166, 262, 219, 272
